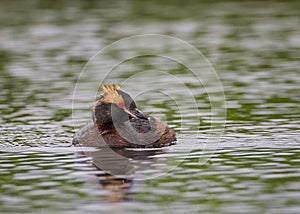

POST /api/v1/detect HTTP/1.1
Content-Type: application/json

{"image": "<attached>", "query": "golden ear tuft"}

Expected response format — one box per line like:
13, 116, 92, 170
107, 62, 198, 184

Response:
113, 84, 121, 90
98, 84, 125, 104
100, 84, 124, 93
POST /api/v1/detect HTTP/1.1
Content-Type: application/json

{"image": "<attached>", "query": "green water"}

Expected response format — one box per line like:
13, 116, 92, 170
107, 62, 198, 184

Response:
0, 1, 299, 213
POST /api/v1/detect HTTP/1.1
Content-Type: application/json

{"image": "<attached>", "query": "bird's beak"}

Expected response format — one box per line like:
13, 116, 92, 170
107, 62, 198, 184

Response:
123, 107, 137, 118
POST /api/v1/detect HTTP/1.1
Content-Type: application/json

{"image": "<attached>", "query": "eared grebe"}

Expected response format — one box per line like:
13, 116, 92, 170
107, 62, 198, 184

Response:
73, 84, 176, 148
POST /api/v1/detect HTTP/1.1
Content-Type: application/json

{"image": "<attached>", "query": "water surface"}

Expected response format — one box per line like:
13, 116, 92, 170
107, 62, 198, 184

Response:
0, 1, 299, 213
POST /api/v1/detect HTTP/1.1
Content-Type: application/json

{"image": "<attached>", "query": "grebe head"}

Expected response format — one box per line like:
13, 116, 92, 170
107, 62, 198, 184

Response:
93, 84, 149, 125
96, 84, 137, 119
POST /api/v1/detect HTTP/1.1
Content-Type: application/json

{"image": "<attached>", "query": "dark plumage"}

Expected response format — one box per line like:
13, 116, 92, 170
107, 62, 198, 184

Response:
73, 84, 176, 148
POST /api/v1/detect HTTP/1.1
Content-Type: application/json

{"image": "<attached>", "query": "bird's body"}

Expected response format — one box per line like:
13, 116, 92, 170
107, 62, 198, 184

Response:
73, 84, 176, 148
